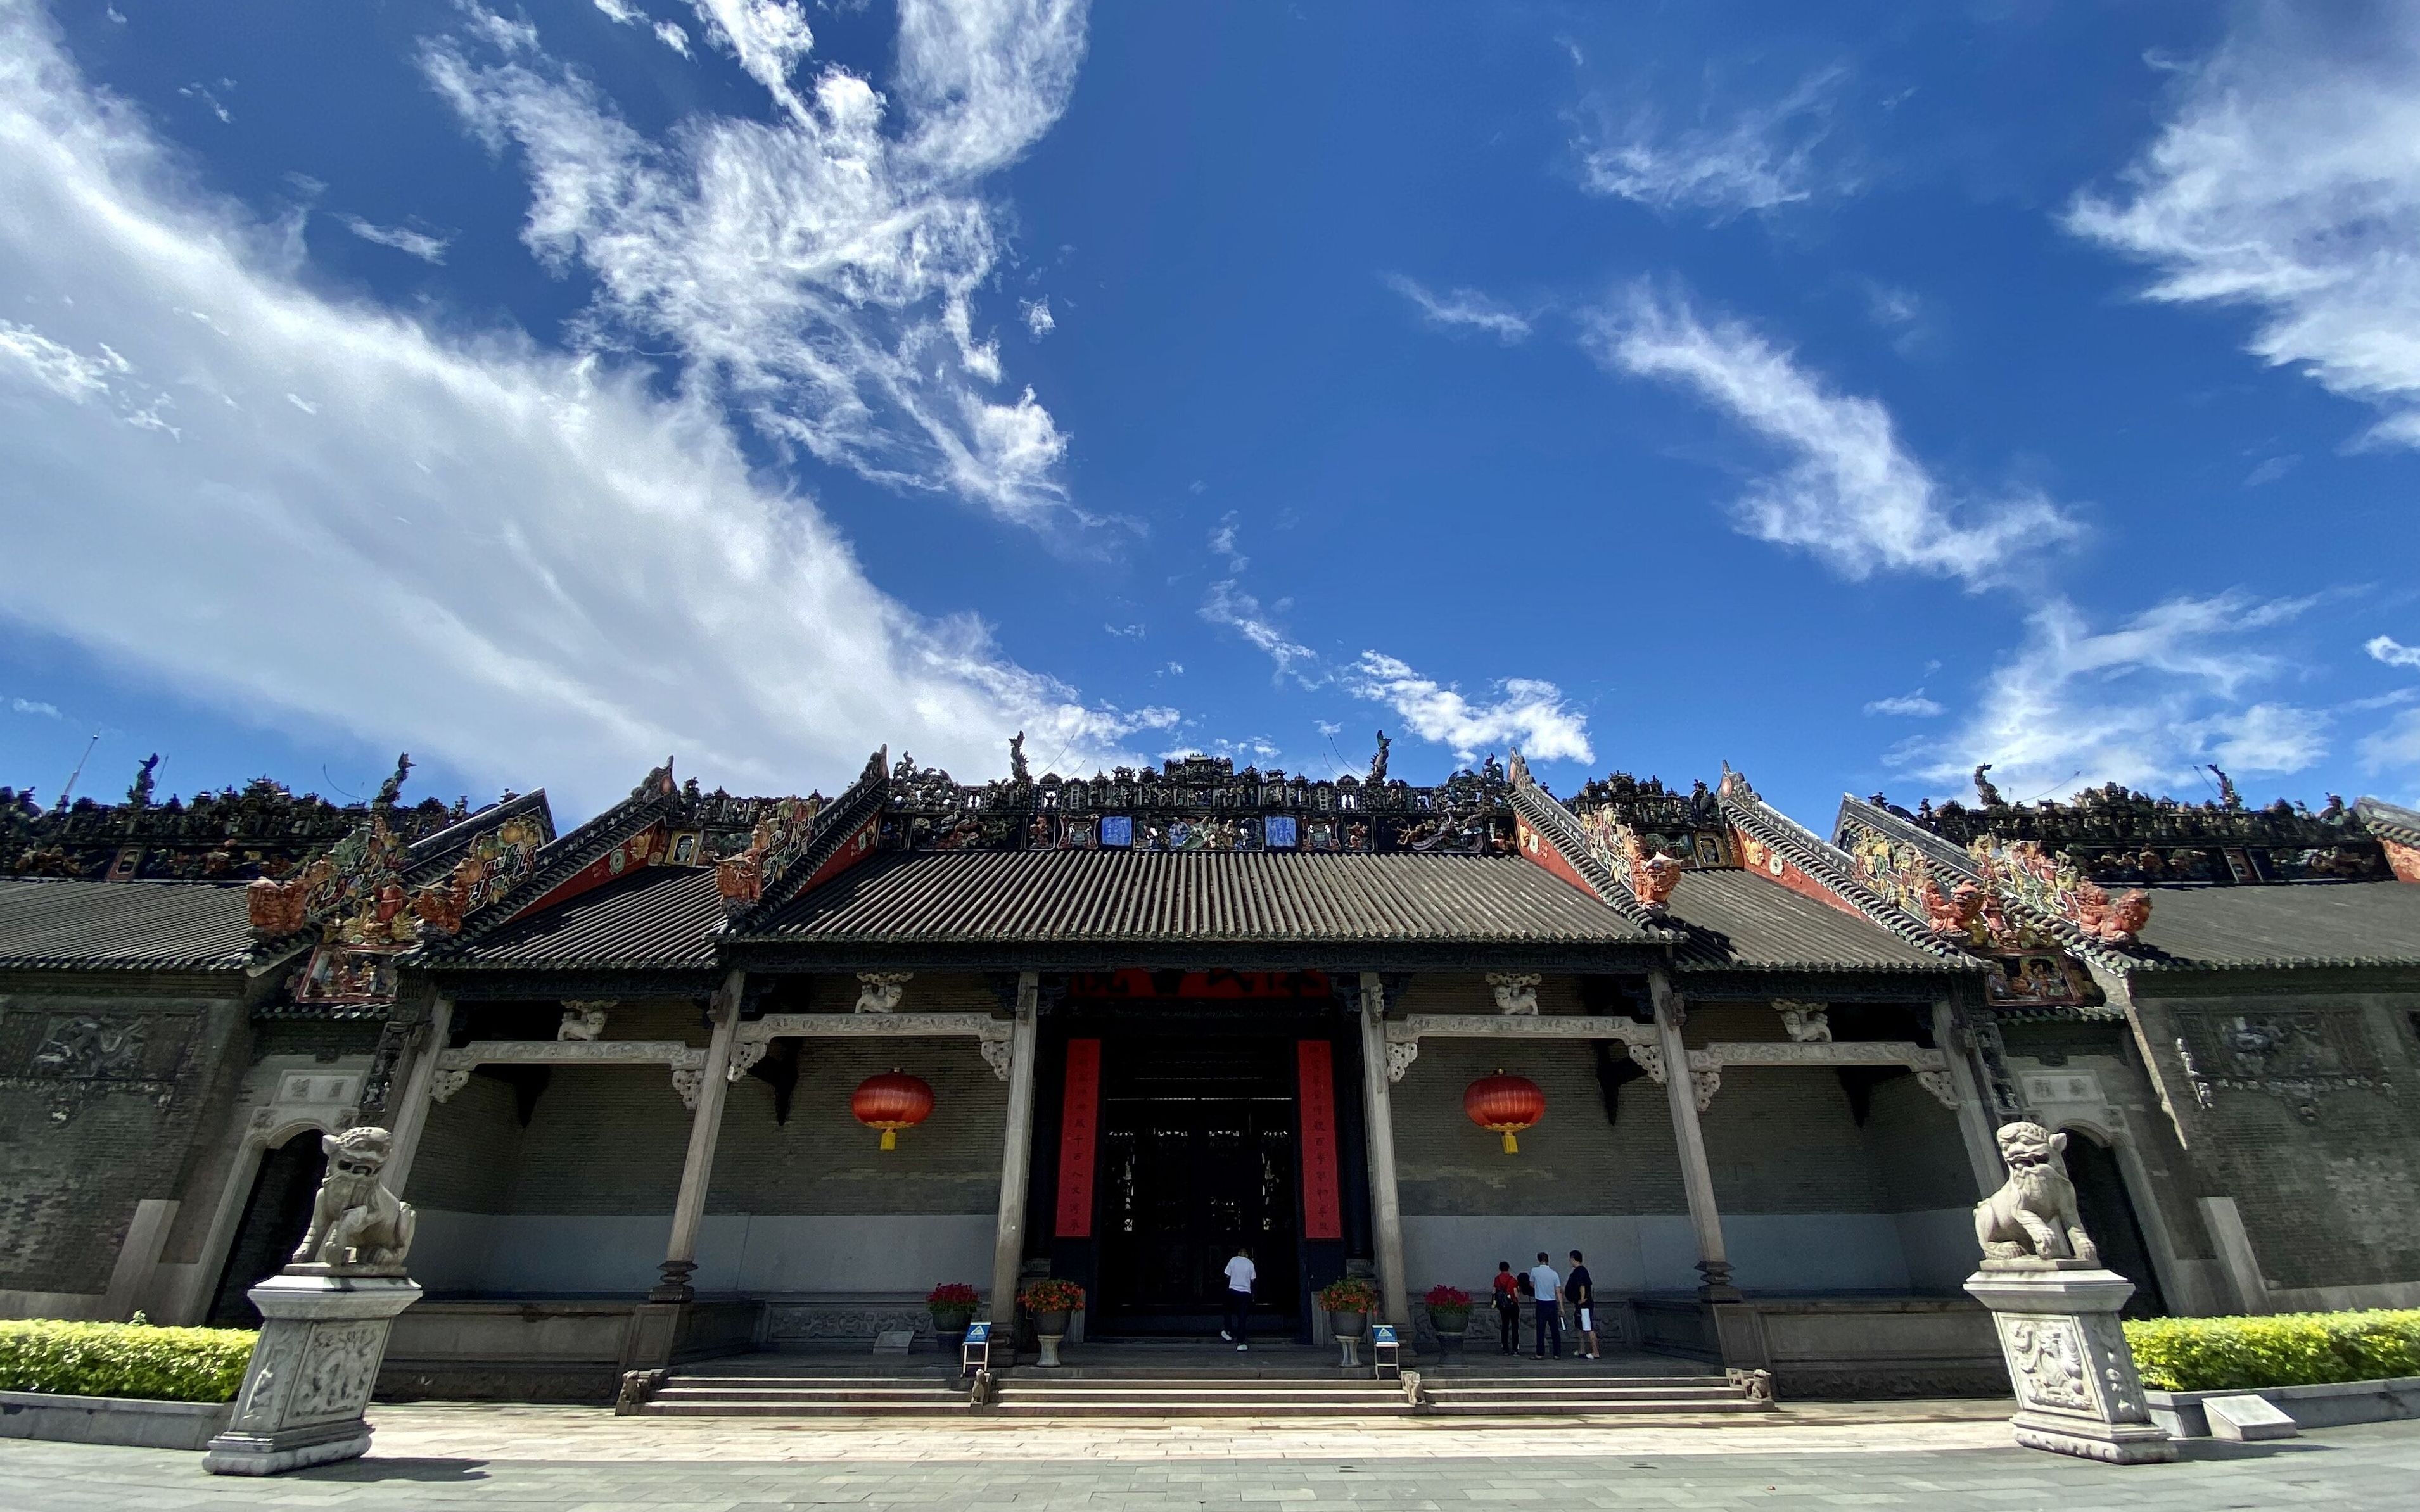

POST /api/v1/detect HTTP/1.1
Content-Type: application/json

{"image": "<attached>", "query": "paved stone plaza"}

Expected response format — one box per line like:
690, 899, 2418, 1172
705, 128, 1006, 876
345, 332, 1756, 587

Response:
6, 1407, 2419, 1510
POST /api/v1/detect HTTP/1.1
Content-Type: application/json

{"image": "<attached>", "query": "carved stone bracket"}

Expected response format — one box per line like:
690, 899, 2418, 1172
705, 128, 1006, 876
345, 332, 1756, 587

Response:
736, 1011, 1014, 1081
1773, 1001, 1831, 1043
429, 1039, 706, 1105
1684, 1041, 1959, 1111
1627, 1043, 1665, 1084
1484, 973, 1541, 1016
557, 1001, 615, 1041
1378, 1013, 1657, 1084
853, 972, 913, 1014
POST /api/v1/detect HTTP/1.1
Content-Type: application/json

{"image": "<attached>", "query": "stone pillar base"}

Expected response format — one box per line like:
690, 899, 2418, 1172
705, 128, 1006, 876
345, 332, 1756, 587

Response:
1965, 1266, 2175, 1465
203, 1273, 421, 1477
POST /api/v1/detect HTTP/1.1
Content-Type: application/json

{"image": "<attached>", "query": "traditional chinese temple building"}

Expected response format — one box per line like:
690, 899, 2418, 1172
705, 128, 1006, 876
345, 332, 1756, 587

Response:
3, 744, 2416, 1402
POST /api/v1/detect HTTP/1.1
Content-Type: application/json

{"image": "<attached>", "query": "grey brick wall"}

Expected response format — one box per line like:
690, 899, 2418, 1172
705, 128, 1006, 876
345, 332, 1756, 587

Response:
712, 1039, 1005, 1215
1391, 1037, 1688, 1217
0, 988, 244, 1294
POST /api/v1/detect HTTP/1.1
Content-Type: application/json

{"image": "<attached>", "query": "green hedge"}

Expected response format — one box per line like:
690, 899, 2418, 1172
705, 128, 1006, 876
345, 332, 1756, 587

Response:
2124, 1310, 2420, 1393
0, 1319, 257, 1404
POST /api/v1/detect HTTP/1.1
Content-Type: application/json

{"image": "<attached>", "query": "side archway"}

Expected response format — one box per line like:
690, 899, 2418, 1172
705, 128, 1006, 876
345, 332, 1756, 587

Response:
202, 1126, 328, 1326
2058, 1124, 2168, 1318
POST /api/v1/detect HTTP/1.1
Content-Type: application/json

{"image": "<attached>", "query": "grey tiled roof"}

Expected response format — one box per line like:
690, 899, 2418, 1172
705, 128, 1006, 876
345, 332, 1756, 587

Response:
431, 865, 724, 970
2356, 796, 2420, 850
1667, 868, 1979, 974
2127, 880, 2420, 970
0, 879, 253, 971
747, 850, 1658, 945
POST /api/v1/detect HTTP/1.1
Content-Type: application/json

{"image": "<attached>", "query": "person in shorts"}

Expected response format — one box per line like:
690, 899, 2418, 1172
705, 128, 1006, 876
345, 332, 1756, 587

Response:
1566, 1250, 1598, 1360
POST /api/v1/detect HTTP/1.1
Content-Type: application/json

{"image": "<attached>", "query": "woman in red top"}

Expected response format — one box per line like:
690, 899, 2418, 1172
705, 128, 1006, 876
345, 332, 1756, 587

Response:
1491, 1261, 1520, 1355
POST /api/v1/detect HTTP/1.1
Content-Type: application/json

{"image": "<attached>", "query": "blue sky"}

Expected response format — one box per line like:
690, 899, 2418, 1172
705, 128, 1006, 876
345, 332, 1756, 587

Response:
4, 0, 2419, 827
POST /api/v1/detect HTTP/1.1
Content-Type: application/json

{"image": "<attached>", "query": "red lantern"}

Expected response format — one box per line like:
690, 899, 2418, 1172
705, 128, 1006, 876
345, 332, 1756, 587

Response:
1465, 1070, 1544, 1154
852, 1070, 934, 1150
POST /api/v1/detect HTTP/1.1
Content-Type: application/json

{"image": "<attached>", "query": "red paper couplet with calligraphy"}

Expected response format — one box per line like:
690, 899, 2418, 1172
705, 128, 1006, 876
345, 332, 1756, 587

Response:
1054, 1038, 1102, 1238
1296, 1039, 1342, 1241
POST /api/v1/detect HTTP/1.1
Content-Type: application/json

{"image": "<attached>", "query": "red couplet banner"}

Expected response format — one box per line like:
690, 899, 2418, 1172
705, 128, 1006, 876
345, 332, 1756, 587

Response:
1296, 1039, 1342, 1241
1054, 1038, 1102, 1238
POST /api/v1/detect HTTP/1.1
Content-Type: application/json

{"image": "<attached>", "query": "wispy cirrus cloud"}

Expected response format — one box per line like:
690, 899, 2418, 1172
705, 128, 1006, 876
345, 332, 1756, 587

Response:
1886, 593, 2329, 803
1344, 653, 1592, 766
338, 214, 452, 264
2066, 5, 2420, 447
1201, 580, 1320, 687
2369, 635, 2420, 669
1584, 284, 2082, 588
1574, 67, 1854, 222
1863, 690, 1942, 718
0, 0, 1157, 816
423, 0, 1088, 529
1382, 273, 1531, 343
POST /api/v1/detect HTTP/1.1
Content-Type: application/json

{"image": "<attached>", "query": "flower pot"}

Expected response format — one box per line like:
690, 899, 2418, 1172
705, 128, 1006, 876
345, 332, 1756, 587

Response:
1328, 1309, 1368, 1340
930, 1309, 975, 1352
1429, 1310, 1470, 1363
1033, 1308, 1071, 1368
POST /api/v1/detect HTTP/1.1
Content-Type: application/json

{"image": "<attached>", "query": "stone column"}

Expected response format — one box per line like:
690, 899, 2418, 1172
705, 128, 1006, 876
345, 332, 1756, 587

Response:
1648, 970, 1739, 1302
988, 971, 1041, 1345
652, 970, 744, 1303
1933, 999, 2007, 1198
380, 994, 454, 1199
1356, 972, 1410, 1330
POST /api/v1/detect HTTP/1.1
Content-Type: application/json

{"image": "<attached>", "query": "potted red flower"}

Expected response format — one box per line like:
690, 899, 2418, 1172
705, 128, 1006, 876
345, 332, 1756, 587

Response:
1425, 1285, 1472, 1363
1316, 1276, 1380, 1340
926, 1283, 979, 1349
1017, 1278, 1085, 1368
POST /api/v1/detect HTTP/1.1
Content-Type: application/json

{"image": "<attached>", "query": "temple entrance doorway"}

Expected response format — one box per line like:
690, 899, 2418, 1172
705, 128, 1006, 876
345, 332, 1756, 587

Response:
1094, 1034, 1301, 1337
2061, 1127, 2168, 1318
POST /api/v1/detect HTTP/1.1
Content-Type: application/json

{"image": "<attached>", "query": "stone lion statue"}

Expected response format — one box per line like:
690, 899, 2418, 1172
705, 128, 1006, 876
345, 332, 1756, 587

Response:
291, 1126, 417, 1273
1974, 1121, 2098, 1266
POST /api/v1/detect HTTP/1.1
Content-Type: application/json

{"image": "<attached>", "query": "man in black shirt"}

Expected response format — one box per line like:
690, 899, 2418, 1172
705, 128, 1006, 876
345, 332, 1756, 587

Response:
1566, 1250, 1598, 1361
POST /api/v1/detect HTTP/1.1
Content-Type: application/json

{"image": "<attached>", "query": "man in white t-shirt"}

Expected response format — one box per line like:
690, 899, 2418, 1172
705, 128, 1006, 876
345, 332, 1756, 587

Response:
1221, 1247, 1256, 1351
1527, 1252, 1562, 1359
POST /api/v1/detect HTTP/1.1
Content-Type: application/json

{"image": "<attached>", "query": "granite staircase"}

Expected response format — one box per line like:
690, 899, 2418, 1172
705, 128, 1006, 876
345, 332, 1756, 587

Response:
634, 1360, 1774, 1419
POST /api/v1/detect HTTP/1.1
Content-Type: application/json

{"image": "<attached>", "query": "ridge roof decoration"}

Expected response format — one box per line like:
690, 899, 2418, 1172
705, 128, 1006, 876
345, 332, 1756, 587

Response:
715, 747, 891, 927
2355, 796, 2420, 884
1714, 768, 1963, 960
1503, 752, 1679, 932
417, 761, 685, 956
1832, 794, 2146, 970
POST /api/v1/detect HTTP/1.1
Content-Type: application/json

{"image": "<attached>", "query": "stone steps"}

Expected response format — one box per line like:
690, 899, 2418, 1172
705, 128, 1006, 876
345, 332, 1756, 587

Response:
637, 1369, 1773, 1419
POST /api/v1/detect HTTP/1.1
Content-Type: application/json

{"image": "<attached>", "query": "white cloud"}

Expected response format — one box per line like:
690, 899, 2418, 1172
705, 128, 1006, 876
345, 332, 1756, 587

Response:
338, 214, 452, 264
0, 318, 172, 431
1586, 286, 2082, 588
0, 0, 1160, 816
10, 697, 61, 718
422, 0, 1086, 529
1863, 691, 1943, 717
2367, 634, 2420, 668
1344, 652, 1592, 766
1102, 622, 1143, 638
593, 0, 644, 23
1382, 273, 1531, 343
2067, 7, 2420, 447
1209, 513, 1245, 572
2241, 454, 2298, 488
1021, 296, 1054, 336
1892, 594, 2328, 802
654, 22, 692, 56
1574, 68, 1853, 221
177, 80, 231, 125
1200, 581, 1320, 686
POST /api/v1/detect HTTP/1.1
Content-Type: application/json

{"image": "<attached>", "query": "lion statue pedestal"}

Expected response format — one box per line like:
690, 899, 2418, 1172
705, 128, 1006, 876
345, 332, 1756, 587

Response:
203, 1128, 423, 1477
1962, 1122, 2174, 1465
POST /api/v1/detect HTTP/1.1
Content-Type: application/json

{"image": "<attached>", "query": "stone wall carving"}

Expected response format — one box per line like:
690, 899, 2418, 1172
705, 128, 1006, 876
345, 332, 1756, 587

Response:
5, 1010, 186, 1124
2168, 1006, 2392, 1122
854, 972, 912, 1013
1774, 1001, 1831, 1043
557, 1004, 612, 1041
1485, 973, 1539, 1016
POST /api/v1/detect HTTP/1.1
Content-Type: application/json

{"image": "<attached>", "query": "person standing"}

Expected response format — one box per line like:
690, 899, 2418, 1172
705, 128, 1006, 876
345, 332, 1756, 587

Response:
1221, 1245, 1256, 1352
1491, 1261, 1519, 1355
1527, 1251, 1562, 1359
1566, 1250, 1598, 1361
